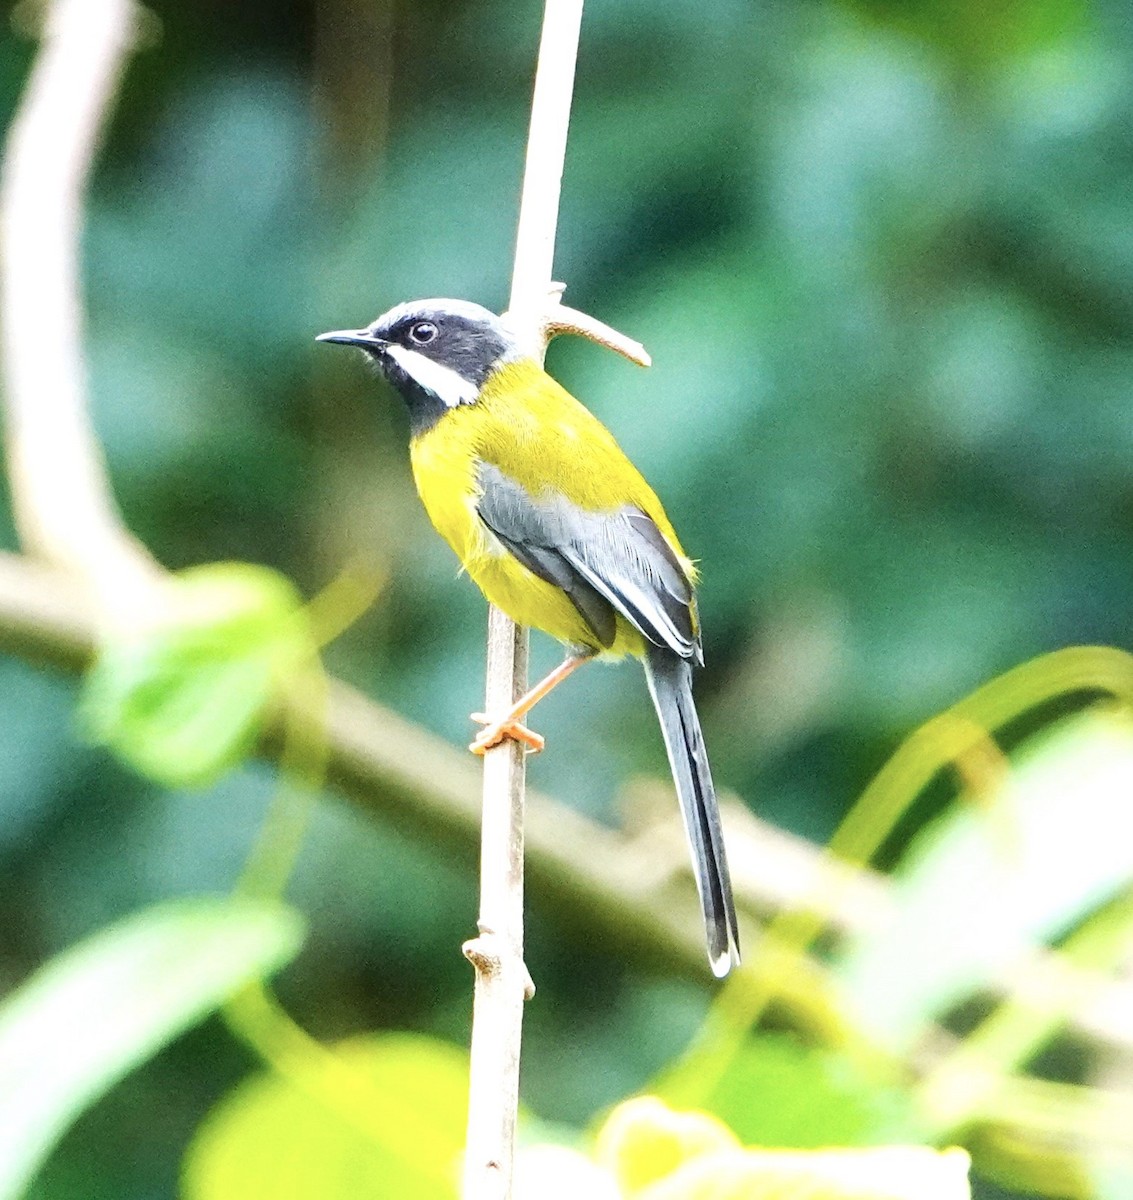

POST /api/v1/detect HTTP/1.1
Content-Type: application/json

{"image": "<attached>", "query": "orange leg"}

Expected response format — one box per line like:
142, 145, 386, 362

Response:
470, 654, 591, 756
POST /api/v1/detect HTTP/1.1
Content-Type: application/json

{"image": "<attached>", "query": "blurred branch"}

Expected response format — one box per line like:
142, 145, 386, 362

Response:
6, 549, 1133, 1074
0, 555, 94, 670
0, 0, 159, 607
0, 549, 836, 1011
918, 887, 1133, 1138
0, 551, 722, 980
966, 1077, 1133, 1198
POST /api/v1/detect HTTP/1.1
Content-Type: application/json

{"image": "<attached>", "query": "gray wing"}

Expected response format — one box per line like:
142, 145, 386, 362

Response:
476, 463, 701, 661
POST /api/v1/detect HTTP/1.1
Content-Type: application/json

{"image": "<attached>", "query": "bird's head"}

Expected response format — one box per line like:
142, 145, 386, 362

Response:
317, 299, 519, 434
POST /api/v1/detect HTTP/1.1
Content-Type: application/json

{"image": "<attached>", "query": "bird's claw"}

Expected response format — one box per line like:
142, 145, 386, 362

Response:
469, 712, 546, 756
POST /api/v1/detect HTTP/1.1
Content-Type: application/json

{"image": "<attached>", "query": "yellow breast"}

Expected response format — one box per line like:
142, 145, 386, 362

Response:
408, 358, 695, 656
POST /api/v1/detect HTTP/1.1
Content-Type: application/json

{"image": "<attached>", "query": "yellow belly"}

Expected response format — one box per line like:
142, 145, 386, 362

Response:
407, 359, 693, 658
412, 465, 646, 655
472, 543, 646, 656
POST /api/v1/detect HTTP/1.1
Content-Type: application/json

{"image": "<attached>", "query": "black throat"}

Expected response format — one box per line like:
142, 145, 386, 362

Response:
371, 316, 510, 437
378, 355, 455, 438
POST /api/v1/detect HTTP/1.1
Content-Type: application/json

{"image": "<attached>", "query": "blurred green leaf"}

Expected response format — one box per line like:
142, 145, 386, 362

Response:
182, 1033, 470, 1200
661, 1034, 917, 1148
81, 563, 310, 787
0, 897, 303, 1200
837, 710, 1133, 1051
841, 0, 1089, 70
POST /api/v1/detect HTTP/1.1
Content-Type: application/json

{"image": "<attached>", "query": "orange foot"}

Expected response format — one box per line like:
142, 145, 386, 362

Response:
469, 711, 546, 756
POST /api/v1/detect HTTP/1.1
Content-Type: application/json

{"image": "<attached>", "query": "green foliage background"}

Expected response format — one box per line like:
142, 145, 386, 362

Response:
1, 0, 1131, 1196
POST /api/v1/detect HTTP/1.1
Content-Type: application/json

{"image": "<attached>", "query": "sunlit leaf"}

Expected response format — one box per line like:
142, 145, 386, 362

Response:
182, 1033, 470, 1200
638, 1145, 970, 1200
514, 1145, 620, 1200
1092, 1157, 1133, 1200
596, 1096, 739, 1196
837, 710, 1133, 1050
82, 562, 310, 787
591, 1098, 968, 1200
0, 898, 303, 1200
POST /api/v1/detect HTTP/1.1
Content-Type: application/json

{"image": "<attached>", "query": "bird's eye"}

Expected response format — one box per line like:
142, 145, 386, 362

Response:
408, 321, 438, 346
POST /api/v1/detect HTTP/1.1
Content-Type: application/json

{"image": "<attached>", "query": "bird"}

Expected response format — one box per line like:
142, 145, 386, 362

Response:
317, 298, 740, 976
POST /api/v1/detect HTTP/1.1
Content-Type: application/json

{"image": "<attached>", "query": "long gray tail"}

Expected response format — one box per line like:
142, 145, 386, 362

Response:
643, 644, 740, 976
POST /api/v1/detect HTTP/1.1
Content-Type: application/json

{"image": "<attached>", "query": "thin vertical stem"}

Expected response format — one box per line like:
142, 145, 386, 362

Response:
462, 3, 584, 1198
506, 0, 585, 347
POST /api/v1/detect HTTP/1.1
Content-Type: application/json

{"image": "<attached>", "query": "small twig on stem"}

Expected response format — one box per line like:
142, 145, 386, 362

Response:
544, 293, 652, 368
0, 0, 159, 610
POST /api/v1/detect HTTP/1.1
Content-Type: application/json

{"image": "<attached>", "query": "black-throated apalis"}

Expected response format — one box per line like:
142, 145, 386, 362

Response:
318, 299, 740, 976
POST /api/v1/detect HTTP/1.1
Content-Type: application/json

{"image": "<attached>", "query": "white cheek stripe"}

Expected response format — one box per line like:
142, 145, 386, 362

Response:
385, 344, 478, 408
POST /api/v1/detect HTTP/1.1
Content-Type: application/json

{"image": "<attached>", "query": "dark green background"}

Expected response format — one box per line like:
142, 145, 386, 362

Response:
1, 0, 1129, 1195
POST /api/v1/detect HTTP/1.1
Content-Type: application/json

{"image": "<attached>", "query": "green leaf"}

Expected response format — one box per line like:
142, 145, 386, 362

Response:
82, 562, 310, 787
182, 1033, 470, 1200
841, 0, 1090, 72
0, 897, 303, 1200
662, 1035, 916, 1149
837, 710, 1133, 1051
